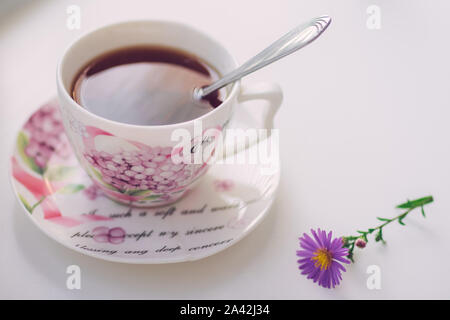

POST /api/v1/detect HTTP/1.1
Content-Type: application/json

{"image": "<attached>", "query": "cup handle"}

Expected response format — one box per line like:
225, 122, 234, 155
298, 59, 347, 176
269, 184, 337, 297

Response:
221, 82, 283, 159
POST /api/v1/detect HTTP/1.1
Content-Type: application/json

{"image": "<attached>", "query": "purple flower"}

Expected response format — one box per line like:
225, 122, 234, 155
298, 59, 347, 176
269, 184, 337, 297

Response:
297, 229, 350, 289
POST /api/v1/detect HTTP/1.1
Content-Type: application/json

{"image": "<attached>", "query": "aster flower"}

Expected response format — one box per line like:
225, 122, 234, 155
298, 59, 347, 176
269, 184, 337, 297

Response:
297, 228, 350, 289
297, 196, 434, 289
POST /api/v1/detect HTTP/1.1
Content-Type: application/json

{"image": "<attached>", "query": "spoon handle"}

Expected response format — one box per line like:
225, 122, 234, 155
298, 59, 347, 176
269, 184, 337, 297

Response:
197, 15, 331, 98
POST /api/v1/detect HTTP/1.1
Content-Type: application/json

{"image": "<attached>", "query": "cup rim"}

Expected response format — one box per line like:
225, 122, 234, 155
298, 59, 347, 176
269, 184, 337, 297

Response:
56, 19, 241, 130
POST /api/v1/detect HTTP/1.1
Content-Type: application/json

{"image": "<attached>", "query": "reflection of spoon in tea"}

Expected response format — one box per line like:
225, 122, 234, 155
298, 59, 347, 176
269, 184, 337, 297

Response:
193, 15, 332, 101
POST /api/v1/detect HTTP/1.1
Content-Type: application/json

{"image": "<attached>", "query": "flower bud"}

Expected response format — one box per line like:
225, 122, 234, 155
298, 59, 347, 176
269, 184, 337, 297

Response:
355, 238, 367, 248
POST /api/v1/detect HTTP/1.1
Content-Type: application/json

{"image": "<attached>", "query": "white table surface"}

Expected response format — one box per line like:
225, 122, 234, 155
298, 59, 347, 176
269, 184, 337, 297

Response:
1, 0, 450, 299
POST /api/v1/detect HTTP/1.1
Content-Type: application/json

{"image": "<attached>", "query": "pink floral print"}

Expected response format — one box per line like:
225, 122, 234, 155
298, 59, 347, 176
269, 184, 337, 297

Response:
83, 184, 102, 200
214, 179, 235, 192
23, 104, 69, 169
92, 226, 126, 244
84, 147, 197, 194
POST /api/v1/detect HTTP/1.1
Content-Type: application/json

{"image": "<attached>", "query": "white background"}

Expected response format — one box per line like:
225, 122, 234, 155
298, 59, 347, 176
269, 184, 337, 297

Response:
1, 0, 450, 299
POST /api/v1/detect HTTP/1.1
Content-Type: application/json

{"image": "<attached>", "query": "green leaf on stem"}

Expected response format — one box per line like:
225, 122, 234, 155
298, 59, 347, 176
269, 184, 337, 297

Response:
18, 194, 33, 214
57, 184, 85, 194
143, 194, 160, 200
17, 131, 44, 175
126, 189, 152, 197
375, 229, 384, 242
29, 196, 45, 212
398, 213, 407, 226
347, 252, 354, 263
421, 206, 426, 218
343, 195, 433, 263
44, 166, 76, 181
396, 196, 434, 209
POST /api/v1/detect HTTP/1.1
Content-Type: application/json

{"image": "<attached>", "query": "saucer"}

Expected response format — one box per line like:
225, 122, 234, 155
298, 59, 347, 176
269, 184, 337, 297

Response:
10, 100, 280, 264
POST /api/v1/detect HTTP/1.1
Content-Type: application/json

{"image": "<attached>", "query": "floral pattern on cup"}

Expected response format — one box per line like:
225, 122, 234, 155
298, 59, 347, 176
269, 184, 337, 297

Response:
78, 121, 217, 206
84, 147, 193, 193
82, 144, 207, 205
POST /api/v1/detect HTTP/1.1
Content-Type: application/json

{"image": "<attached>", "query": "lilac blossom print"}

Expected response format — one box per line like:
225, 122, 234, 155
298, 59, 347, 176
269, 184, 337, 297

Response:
66, 118, 222, 205
21, 103, 70, 173
83, 184, 102, 200
92, 226, 126, 244
84, 147, 195, 194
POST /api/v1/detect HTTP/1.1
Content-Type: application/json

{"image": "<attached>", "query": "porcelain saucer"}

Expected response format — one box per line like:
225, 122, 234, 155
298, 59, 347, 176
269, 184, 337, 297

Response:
10, 100, 280, 264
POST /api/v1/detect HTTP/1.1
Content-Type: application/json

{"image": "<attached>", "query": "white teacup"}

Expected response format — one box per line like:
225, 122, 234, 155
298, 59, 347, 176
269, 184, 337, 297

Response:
56, 20, 282, 207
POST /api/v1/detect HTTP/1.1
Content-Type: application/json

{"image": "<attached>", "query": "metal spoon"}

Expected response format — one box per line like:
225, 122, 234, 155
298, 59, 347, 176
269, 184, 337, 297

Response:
193, 15, 332, 100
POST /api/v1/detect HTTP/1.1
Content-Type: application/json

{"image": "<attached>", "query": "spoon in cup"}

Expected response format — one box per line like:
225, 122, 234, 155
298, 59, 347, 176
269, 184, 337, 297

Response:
193, 15, 332, 101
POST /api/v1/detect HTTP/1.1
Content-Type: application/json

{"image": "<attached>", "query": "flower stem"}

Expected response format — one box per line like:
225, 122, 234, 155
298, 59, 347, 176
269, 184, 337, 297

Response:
342, 196, 433, 262
29, 196, 46, 213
